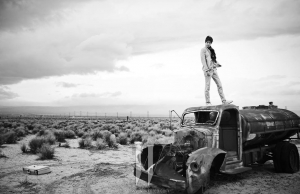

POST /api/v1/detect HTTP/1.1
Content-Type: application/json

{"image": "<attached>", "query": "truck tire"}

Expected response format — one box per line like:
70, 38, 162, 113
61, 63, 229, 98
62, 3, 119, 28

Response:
273, 142, 287, 173
281, 143, 300, 173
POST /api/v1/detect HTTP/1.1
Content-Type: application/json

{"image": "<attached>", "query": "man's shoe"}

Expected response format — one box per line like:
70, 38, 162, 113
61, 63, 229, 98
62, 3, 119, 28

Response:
206, 102, 212, 106
222, 100, 233, 105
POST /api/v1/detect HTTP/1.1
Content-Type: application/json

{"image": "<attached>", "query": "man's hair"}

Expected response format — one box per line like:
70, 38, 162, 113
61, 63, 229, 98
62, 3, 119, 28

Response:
205, 36, 213, 43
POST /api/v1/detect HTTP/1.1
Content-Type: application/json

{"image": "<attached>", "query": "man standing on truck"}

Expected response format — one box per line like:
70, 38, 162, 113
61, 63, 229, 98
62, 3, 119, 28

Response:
201, 36, 233, 106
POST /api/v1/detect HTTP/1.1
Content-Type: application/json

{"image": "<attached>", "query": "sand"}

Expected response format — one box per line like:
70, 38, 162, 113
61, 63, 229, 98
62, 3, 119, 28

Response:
1, 135, 300, 194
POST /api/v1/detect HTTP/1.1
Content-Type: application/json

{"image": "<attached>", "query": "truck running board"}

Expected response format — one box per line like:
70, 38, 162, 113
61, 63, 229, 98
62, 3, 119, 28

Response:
220, 166, 252, 174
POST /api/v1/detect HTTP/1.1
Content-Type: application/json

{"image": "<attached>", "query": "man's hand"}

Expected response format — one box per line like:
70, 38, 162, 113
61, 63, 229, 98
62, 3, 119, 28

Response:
205, 69, 213, 76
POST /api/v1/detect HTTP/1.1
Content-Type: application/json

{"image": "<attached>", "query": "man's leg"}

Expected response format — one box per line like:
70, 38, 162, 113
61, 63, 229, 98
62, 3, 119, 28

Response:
204, 73, 212, 104
211, 70, 226, 102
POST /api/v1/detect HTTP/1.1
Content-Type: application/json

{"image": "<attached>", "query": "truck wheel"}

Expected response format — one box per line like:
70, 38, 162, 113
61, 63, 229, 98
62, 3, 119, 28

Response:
273, 142, 287, 173
281, 143, 300, 173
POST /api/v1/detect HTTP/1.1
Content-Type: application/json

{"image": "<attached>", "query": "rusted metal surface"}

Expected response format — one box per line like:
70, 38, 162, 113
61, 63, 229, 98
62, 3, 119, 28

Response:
186, 147, 226, 194
240, 108, 300, 149
134, 165, 186, 190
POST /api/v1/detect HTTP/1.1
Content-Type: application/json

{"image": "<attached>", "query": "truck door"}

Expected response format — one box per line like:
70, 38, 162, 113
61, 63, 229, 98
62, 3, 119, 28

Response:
219, 109, 239, 159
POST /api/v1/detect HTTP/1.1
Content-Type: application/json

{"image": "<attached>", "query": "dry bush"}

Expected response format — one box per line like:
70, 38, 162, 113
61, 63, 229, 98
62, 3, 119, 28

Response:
44, 133, 56, 145
20, 143, 27, 153
37, 144, 55, 159
78, 137, 93, 148
28, 137, 47, 154
96, 138, 106, 150
125, 129, 132, 137
101, 130, 112, 143
53, 130, 65, 142
0, 135, 4, 146
130, 131, 146, 144
162, 129, 173, 137
4, 131, 17, 144
92, 129, 103, 140
76, 129, 85, 137
149, 130, 156, 137
107, 134, 117, 148
64, 129, 76, 139
14, 126, 27, 137
118, 132, 128, 145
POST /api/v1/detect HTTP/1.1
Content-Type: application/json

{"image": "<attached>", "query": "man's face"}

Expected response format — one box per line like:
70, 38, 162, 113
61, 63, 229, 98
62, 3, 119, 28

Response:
205, 41, 212, 48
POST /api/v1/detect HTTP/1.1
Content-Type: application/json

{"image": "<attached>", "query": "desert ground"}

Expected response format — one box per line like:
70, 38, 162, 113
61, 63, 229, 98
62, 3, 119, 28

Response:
1, 118, 300, 194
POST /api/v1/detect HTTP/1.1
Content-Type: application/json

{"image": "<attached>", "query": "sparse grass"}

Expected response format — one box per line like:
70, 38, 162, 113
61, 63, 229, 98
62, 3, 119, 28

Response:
19, 176, 33, 187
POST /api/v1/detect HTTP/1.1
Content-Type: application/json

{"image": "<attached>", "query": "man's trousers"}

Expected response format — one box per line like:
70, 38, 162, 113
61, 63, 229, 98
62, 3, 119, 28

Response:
204, 69, 226, 103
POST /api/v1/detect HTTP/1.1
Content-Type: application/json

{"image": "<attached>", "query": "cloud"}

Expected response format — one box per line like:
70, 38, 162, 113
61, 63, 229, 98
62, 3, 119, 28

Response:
56, 82, 79, 88
258, 75, 287, 81
0, 87, 19, 100
71, 91, 122, 98
0, 0, 300, 85
0, 0, 97, 31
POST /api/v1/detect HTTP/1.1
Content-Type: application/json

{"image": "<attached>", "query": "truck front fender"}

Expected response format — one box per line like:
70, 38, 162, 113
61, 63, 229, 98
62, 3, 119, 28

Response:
186, 147, 226, 194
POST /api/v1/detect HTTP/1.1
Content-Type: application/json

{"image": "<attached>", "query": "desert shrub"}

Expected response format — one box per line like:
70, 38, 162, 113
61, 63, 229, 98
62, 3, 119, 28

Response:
107, 134, 117, 148
92, 129, 103, 141
132, 127, 141, 132
78, 139, 84, 148
44, 134, 56, 145
78, 137, 92, 148
125, 129, 132, 137
37, 144, 55, 159
118, 132, 128, 145
53, 130, 65, 142
130, 131, 144, 144
0, 135, 6, 145
124, 123, 134, 130
100, 130, 112, 143
0, 149, 7, 158
5, 131, 17, 144
142, 134, 149, 144
149, 130, 156, 137
14, 127, 26, 137
28, 137, 47, 154
76, 130, 85, 137
64, 130, 76, 139
109, 125, 120, 134
32, 127, 40, 134
96, 138, 106, 150
82, 132, 90, 139
20, 143, 27, 153
162, 129, 173, 137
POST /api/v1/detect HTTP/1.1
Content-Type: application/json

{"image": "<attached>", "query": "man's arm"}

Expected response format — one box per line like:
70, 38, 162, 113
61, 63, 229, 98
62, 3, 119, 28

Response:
201, 48, 209, 72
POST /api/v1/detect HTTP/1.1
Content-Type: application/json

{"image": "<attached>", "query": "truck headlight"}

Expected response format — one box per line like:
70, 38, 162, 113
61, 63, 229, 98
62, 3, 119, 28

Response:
190, 162, 200, 172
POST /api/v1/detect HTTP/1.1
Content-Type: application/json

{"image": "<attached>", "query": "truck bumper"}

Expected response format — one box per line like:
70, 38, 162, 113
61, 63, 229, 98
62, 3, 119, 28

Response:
133, 165, 186, 191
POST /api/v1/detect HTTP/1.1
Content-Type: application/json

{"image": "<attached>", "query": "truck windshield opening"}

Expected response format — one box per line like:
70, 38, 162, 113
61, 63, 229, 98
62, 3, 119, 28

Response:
183, 111, 219, 125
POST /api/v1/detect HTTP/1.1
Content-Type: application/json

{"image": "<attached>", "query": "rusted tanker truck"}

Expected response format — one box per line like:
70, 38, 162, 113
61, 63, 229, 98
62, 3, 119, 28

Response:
134, 103, 300, 194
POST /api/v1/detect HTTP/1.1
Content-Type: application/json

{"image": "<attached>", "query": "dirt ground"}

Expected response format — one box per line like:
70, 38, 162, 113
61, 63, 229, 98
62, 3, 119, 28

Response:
1, 135, 300, 194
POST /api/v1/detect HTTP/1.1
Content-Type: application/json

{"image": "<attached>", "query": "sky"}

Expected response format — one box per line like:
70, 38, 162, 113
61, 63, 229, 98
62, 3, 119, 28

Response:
0, 0, 300, 116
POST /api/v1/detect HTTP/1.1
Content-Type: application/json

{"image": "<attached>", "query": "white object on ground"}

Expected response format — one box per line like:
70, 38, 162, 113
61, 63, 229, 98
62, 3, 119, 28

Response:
23, 165, 51, 175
